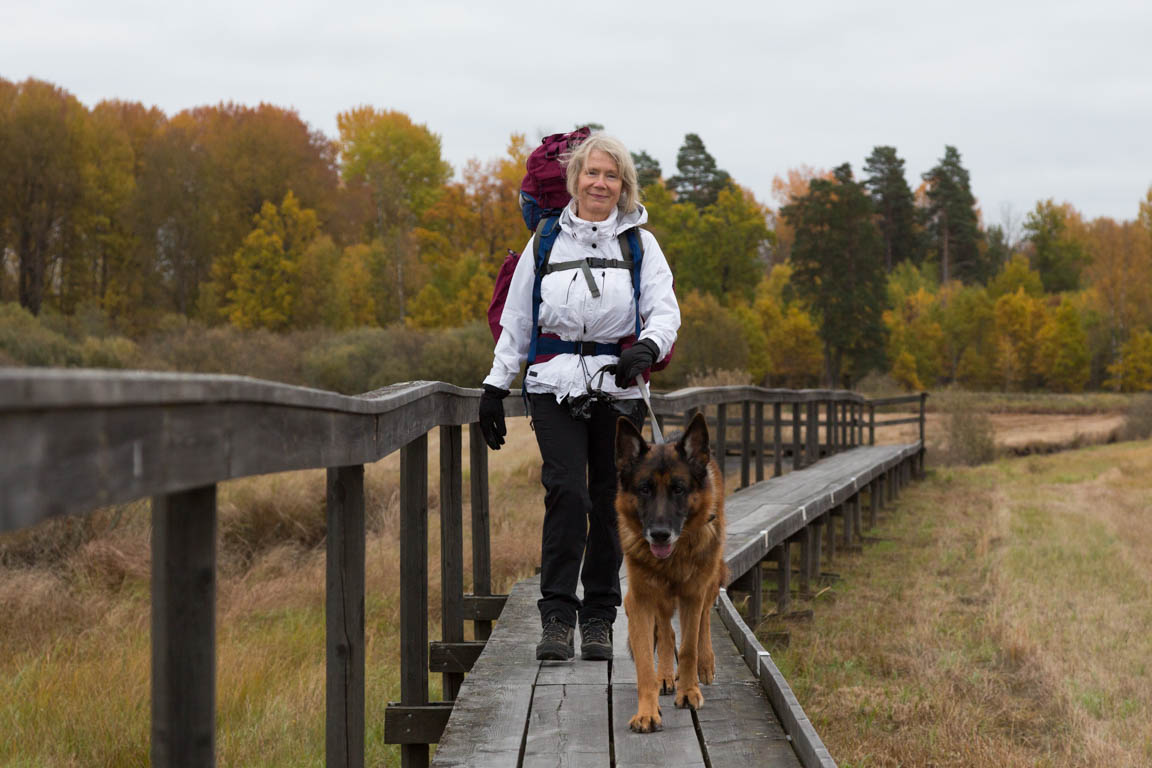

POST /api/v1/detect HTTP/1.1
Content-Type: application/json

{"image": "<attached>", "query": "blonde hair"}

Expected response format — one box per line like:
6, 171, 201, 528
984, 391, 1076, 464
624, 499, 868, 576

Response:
564, 133, 640, 215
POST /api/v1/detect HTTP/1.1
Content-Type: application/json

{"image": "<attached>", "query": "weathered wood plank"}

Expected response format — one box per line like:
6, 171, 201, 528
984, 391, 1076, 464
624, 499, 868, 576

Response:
612, 684, 705, 768
522, 684, 610, 768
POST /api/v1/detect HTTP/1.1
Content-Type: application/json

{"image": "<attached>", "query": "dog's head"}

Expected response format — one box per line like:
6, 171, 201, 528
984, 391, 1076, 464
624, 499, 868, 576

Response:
615, 411, 712, 560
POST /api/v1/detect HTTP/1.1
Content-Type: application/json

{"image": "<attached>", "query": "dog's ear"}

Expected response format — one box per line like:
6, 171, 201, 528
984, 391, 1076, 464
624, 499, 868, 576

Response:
615, 416, 648, 469
678, 411, 711, 468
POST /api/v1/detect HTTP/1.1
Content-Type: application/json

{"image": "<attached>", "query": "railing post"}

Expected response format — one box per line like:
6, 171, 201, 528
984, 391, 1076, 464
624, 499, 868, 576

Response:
327, 465, 366, 768
755, 402, 766, 482
400, 434, 429, 768
439, 425, 464, 702
772, 402, 783, 478
716, 404, 728, 480
869, 403, 876, 445
152, 485, 217, 768
792, 402, 803, 471
919, 392, 927, 447
468, 424, 493, 641
806, 401, 819, 463
740, 401, 751, 489
828, 400, 837, 454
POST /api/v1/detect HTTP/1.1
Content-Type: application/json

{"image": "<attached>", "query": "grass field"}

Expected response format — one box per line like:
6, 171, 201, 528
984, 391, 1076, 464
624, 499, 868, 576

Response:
757, 440, 1152, 767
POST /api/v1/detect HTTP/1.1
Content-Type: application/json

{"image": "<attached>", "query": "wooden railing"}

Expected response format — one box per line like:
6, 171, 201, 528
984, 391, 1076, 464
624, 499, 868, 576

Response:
0, 369, 926, 768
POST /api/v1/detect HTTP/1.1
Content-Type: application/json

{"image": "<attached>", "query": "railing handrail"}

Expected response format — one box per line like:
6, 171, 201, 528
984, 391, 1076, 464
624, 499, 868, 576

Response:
0, 368, 925, 533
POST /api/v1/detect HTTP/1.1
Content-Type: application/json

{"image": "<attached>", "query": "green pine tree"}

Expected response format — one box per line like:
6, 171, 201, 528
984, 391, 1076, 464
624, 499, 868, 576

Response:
1023, 200, 1089, 292
781, 163, 887, 386
863, 146, 920, 271
921, 146, 986, 284
631, 150, 662, 189
666, 133, 731, 208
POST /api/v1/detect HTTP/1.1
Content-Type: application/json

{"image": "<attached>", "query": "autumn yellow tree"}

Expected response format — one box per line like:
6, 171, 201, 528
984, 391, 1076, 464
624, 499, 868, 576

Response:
1035, 298, 1090, 391
1106, 329, 1152, 391
216, 191, 319, 330
992, 287, 1049, 389
337, 107, 452, 318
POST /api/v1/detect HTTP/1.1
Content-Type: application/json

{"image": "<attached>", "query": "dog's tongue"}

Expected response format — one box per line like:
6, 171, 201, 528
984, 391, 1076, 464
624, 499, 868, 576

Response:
650, 542, 673, 559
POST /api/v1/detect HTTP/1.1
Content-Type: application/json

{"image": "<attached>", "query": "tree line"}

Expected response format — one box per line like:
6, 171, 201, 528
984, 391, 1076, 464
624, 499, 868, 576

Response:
2, 77, 1151, 392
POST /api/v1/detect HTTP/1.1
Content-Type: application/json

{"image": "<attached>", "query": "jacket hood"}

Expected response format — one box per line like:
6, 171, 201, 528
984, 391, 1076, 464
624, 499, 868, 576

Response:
560, 202, 648, 244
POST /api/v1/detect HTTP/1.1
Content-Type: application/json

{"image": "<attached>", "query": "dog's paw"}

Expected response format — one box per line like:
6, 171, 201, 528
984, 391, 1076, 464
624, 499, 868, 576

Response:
659, 673, 675, 695
674, 686, 704, 710
629, 711, 663, 733
698, 654, 715, 685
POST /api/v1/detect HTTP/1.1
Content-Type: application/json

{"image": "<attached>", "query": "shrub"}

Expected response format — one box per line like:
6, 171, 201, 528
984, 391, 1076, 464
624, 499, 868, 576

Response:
302, 326, 425, 394
943, 395, 997, 466
1121, 394, 1152, 441
684, 369, 752, 388
79, 336, 141, 369
0, 302, 83, 366
418, 322, 494, 387
659, 291, 749, 389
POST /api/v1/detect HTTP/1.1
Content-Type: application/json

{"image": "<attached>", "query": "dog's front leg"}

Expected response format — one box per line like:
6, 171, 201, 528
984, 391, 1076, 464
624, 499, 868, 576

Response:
696, 591, 715, 685
655, 607, 676, 695
625, 592, 662, 732
674, 594, 705, 710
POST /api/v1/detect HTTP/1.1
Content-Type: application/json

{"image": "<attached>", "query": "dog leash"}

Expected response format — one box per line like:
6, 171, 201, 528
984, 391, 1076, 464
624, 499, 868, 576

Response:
635, 377, 664, 444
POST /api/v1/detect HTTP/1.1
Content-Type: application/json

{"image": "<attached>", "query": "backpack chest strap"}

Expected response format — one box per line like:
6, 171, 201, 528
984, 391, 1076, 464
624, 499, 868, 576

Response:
543, 257, 633, 299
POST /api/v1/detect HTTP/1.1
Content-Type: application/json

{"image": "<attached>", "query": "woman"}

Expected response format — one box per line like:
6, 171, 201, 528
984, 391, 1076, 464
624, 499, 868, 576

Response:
478, 133, 680, 661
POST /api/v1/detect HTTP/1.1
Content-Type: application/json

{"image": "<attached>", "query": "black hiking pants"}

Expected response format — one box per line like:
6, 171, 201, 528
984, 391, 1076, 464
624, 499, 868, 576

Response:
530, 393, 646, 629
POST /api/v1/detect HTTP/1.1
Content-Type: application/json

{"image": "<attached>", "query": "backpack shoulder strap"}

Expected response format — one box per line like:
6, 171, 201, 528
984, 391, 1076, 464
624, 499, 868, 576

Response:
619, 227, 645, 337
528, 216, 561, 364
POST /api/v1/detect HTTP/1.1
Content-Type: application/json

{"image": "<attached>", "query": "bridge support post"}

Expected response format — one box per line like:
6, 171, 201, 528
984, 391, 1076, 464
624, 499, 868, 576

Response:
824, 507, 836, 562
852, 493, 863, 542
797, 526, 813, 598
327, 465, 366, 768
869, 479, 879, 529
776, 540, 792, 615
811, 519, 824, 586
750, 561, 763, 627
152, 484, 217, 768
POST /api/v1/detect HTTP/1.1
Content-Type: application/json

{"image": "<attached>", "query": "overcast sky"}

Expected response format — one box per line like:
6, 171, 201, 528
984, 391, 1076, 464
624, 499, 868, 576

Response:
4, 0, 1151, 227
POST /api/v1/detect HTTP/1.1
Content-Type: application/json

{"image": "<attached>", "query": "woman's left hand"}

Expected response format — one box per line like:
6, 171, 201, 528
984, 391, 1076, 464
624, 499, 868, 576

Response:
614, 339, 659, 388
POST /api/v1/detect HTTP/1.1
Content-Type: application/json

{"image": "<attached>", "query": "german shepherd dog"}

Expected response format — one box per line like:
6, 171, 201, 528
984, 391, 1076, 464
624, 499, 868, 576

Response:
615, 412, 727, 733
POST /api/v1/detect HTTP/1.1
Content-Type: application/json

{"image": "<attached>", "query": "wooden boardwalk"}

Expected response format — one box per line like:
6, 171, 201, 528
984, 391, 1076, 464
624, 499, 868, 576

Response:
432, 443, 921, 768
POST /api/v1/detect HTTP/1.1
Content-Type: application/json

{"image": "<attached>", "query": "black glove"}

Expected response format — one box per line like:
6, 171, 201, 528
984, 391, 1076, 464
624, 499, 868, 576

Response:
614, 338, 659, 388
479, 385, 509, 450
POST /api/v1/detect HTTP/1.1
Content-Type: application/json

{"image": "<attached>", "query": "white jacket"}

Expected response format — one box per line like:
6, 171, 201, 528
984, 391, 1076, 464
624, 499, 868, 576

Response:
483, 201, 680, 401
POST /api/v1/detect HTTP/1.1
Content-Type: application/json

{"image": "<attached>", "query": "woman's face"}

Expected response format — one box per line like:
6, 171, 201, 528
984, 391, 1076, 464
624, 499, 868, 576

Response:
575, 149, 622, 222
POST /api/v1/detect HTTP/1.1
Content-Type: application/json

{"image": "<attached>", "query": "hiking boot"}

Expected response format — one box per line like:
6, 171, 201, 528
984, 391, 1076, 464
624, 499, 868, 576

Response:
536, 617, 574, 660
580, 618, 613, 661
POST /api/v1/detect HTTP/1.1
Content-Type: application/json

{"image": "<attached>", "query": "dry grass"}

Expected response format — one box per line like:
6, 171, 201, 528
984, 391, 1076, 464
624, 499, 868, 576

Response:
0, 416, 548, 767
760, 440, 1152, 767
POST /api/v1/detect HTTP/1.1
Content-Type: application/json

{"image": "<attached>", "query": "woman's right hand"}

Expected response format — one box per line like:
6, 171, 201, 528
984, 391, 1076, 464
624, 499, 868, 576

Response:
479, 385, 509, 450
